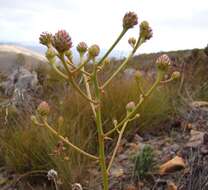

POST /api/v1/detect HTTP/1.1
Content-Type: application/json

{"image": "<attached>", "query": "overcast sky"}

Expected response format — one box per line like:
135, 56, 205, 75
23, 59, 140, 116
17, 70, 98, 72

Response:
0, 0, 208, 53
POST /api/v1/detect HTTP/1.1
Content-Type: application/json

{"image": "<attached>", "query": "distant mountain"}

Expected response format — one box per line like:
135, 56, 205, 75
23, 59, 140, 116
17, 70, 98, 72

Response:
0, 42, 128, 63
0, 44, 47, 76
0, 42, 46, 54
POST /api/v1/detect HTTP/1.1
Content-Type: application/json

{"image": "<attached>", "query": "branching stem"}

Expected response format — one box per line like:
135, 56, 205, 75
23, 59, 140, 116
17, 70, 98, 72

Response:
42, 119, 98, 160
101, 37, 143, 89
98, 29, 128, 66
107, 120, 129, 172
59, 54, 97, 104
92, 62, 109, 190
105, 71, 164, 136
80, 56, 96, 117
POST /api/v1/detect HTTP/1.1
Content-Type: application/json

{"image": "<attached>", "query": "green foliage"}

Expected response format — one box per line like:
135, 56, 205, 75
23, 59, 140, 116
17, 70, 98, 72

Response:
133, 145, 155, 179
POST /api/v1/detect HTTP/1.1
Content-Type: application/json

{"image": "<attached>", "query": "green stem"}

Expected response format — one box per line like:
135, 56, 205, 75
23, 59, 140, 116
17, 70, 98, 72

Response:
105, 71, 164, 136
98, 29, 127, 66
96, 108, 109, 190
42, 119, 98, 160
92, 63, 109, 190
70, 78, 97, 104
101, 36, 143, 89
59, 54, 72, 76
59, 54, 97, 104
80, 56, 96, 117
107, 120, 128, 172
66, 59, 91, 77
51, 63, 68, 80
73, 57, 90, 72
160, 77, 174, 84
102, 52, 133, 89
48, 58, 68, 80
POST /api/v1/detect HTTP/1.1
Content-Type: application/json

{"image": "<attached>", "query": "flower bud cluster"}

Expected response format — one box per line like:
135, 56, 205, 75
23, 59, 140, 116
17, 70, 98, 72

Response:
171, 71, 181, 80
37, 101, 50, 116
45, 48, 56, 61
156, 54, 171, 72
128, 37, 137, 48
88, 44, 100, 59
39, 32, 53, 46
123, 12, 138, 29
122, 12, 153, 47
39, 30, 72, 54
126, 101, 136, 113
47, 169, 58, 180
52, 30, 72, 53
77, 42, 88, 55
140, 21, 153, 41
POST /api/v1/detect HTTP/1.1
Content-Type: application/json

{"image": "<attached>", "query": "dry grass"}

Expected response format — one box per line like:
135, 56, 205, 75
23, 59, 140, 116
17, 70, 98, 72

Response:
0, 50, 207, 189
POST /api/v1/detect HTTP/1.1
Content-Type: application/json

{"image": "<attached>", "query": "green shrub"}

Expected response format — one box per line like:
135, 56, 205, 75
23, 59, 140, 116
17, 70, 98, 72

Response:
133, 145, 155, 180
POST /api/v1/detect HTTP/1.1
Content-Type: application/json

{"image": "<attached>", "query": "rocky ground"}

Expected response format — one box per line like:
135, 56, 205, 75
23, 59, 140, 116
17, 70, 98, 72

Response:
103, 100, 208, 190
0, 101, 208, 190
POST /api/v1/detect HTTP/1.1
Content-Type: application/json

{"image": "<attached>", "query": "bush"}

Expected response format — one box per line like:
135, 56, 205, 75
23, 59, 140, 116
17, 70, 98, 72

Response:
133, 145, 155, 180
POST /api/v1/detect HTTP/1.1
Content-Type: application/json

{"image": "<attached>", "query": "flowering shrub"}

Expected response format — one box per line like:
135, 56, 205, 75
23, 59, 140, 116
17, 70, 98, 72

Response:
32, 11, 180, 190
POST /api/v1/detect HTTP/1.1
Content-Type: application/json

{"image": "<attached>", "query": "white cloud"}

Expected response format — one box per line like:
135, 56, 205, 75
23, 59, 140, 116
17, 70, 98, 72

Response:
0, 0, 207, 53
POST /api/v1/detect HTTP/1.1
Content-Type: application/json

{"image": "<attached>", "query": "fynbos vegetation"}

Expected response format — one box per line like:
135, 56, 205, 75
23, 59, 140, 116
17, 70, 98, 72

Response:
133, 145, 155, 180
31, 12, 180, 190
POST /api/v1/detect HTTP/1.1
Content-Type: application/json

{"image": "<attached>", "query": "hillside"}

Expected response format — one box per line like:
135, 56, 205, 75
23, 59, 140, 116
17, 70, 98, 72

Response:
0, 45, 47, 75
0, 46, 207, 190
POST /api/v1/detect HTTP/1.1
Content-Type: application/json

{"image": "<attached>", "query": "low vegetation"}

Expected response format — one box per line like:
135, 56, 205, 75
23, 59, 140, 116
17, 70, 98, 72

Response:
0, 11, 207, 190
133, 145, 155, 180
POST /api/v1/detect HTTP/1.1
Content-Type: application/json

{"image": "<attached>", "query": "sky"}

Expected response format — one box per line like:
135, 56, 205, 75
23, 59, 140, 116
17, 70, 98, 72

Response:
0, 0, 208, 54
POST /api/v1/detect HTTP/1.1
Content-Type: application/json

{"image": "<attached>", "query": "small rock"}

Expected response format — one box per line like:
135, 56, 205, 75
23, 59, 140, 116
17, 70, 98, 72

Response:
117, 154, 128, 161
137, 182, 144, 189
184, 123, 192, 130
167, 181, 177, 190
159, 156, 185, 175
126, 184, 137, 190
186, 130, 208, 148
204, 133, 208, 144
171, 144, 180, 152
190, 101, 208, 108
134, 134, 143, 142
110, 167, 124, 178
200, 145, 208, 155
128, 143, 140, 152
